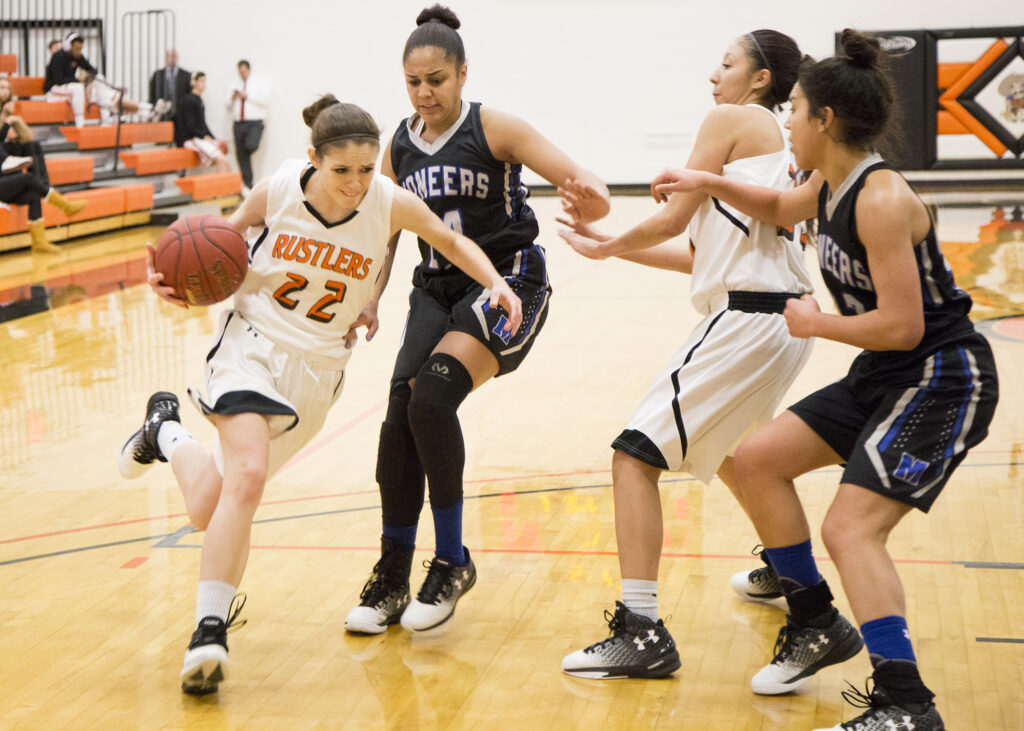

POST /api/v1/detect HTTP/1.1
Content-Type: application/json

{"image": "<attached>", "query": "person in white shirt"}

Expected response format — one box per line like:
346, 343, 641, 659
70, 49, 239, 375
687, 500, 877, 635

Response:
227, 60, 267, 192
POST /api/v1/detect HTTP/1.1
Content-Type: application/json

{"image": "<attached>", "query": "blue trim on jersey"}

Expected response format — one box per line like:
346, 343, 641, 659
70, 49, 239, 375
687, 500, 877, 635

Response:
502, 247, 548, 345
915, 245, 935, 308
878, 351, 942, 453
945, 346, 974, 460
712, 197, 749, 237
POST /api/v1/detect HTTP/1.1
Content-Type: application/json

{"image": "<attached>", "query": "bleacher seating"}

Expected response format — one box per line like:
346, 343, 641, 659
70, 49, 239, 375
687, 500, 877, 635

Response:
12, 100, 101, 124
174, 172, 243, 201
1, 51, 240, 253
119, 148, 198, 175
8, 76, 44, 97
59, 122, 173, 150
47, 157, 95, 186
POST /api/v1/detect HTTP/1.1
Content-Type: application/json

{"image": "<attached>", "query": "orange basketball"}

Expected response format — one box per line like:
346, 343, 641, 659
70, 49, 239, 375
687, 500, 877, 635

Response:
154, 215, 248, 306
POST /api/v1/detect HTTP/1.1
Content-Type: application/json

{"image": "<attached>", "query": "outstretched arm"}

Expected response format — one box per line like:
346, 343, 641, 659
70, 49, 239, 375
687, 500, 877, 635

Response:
651, 167, 822, 228
482, 108, 610, 223
391, 188, 522, 335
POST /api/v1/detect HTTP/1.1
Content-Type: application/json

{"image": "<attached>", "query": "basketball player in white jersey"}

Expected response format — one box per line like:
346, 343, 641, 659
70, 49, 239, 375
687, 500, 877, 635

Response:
117, 95, 522, 696
557, 31, 819, 679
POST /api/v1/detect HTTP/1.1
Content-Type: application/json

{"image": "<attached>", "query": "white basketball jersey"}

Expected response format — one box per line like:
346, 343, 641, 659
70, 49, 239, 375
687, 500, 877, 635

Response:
234, 159, 395, 366
687, 106, 813, 314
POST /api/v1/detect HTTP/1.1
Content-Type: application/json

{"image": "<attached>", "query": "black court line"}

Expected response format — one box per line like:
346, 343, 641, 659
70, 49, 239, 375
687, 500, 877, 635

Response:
0, 534, 171, 566
976, 637, 1024, 644
3, 476, 1023, 570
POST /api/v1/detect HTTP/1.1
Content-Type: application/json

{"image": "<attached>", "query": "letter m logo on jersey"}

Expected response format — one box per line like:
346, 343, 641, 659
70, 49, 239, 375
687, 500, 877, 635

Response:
893, 452, 930, 487
491, 315, 513, 345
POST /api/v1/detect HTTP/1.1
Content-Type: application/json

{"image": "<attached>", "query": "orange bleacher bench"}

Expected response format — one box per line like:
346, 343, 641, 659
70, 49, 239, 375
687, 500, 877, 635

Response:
0, 55, 16, 74
119, 147, 198, 175
174, 172, 242, 201
59, 121, 173, 150
8, 76, 45, 97
0, 184, 154, 235
12, 100, 100, 124
46, 156, 95, 186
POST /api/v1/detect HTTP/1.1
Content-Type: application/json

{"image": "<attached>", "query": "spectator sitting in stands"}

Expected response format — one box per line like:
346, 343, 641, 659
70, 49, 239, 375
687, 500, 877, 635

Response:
175, 71, 230, 173
0, 77, 51, 185
48, 39, 62, 57
45, 32, 168, 127
0, 170, 87, 255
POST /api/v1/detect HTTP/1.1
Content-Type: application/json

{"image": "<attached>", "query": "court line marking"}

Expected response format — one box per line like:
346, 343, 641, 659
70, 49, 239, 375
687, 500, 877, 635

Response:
975, 637, 1024, 644
4, 479, 1020, 569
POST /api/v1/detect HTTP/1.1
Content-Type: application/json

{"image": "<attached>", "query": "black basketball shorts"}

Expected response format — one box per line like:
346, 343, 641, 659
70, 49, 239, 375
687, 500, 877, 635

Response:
392, 245, 552, 382
788, 332, 998, 512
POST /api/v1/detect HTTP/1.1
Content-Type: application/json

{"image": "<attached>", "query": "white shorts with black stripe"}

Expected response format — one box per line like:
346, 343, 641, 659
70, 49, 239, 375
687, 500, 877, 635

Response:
188, 309, 349, 477
613, 300, 813, 483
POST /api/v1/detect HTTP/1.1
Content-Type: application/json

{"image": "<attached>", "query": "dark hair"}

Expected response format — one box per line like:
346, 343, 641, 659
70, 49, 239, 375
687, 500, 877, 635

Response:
743, 30, 809, 110
238, 60, 250, 69
302, 94, 381, 155
403, 4, 465, 67
798, 29, 895, 149
190, 70, 205, 85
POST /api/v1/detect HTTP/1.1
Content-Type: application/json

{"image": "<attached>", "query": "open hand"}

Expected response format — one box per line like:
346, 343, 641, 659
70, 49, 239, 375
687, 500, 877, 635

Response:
146, 243, 189, 308
557, 178, 610, 223
650, 167, 707, 203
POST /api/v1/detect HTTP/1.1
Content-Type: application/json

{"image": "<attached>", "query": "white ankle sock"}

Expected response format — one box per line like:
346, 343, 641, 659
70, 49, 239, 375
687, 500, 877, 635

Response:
157, 421, 195, 461
195, 580, 236, 624
622, 579, 659, 621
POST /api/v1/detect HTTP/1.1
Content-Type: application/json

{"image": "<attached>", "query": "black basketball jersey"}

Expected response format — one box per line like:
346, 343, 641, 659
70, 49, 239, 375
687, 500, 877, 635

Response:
390, 101, 540, 291
816, 156, 974, 371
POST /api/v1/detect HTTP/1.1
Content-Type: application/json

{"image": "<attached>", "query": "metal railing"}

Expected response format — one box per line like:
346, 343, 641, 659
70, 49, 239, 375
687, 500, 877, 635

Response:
0, 0, 116, 77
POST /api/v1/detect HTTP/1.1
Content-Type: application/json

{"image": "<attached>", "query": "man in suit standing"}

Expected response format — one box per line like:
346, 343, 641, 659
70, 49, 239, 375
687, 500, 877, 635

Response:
226, 60, 267, 194
149, 49, 190, 129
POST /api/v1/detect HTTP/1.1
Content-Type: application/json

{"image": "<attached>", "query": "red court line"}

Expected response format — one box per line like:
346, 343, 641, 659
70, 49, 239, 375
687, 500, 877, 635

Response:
220, 543, 956, 566
120, 556, 148, 569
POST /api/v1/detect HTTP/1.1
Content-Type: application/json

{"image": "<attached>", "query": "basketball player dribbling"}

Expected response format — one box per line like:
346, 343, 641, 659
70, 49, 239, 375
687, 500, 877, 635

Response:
555, 30, 823, 680
117, 96, 522, 696
343, 4, 610, 635
651, 30, 998, 729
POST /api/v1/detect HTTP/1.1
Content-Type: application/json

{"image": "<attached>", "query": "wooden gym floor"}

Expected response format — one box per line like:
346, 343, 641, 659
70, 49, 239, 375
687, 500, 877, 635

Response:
0, 195, 1021, 730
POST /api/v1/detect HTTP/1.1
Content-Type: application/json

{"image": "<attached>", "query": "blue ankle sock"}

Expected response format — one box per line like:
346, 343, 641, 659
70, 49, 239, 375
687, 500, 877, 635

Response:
861, 615, 916, 662
382, 523, 417, 548
763, 539, 821, 588
431, 501, 466, 565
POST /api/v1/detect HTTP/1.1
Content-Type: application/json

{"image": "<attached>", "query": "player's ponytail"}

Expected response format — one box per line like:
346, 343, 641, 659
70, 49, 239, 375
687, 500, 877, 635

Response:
404, 4, 465, 66
798, 29, 895, 150
303, 94, 380, 156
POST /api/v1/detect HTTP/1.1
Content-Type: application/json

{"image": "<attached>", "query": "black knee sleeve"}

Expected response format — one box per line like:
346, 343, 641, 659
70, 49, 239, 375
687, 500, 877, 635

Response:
407, 353, 473, 510
377, 380, 425, 528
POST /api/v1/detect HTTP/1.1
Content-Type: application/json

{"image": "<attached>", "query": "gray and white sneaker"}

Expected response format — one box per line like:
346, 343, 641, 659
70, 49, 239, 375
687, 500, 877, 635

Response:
751, 611, 864, 695
345, 538, 415, 634
731, 546, 783, 602
400, 549, 476, 631
118, 391, 180, 479
562, 601, 681, 679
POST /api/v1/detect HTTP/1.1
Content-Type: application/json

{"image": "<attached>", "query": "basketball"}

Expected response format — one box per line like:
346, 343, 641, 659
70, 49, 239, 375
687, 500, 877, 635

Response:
154, 215, 248, 306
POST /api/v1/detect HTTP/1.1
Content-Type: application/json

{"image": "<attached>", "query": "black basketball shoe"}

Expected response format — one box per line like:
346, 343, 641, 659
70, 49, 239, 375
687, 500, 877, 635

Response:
400, 549, 476, 631
118, 391, 180, 479
751, 610, 864, 695
180, 594, 247, 696
815, 656, 944, 730
731, 545, 783, 602
562, 601, 681, 679
345, 538, 415, 634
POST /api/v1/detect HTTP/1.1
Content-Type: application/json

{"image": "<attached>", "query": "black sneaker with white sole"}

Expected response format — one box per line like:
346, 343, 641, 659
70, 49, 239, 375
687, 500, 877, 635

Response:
345, 538, 415, 634
751, 609, 864, 695
400, 549, 476, 631
118, 391, 180, 479
180, 594, 247, 696
562, 601, 681, 679
731, 545, 783, 602
815, 656, 944, 730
